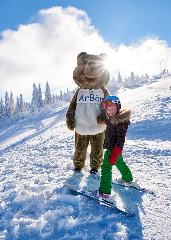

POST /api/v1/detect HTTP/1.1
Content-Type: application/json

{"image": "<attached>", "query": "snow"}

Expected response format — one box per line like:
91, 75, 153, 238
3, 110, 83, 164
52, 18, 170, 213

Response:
0, 76, 171, 239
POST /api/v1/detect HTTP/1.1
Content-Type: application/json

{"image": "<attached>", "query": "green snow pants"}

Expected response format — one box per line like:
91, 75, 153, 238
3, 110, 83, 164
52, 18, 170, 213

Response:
99, 150, 133, 194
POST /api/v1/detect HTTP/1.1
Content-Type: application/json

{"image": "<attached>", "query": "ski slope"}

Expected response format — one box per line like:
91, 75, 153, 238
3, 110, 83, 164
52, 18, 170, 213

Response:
0, 77, 171, 239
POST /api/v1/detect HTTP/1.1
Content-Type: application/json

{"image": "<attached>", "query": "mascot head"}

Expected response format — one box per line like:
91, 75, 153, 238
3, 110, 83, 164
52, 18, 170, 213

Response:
73, 52, 110, 89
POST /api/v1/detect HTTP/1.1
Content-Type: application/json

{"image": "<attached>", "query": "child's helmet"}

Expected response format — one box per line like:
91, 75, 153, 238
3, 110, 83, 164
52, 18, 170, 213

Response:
102, 96, 121, 113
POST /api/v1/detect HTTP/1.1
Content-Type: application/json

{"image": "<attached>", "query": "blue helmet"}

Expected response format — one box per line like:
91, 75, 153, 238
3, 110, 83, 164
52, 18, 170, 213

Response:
103, 96, 121, 112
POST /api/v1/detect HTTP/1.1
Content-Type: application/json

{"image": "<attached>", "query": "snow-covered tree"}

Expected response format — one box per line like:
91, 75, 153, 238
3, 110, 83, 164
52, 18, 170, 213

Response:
45, 82, 52, 104
52, 94, 56, 103
19, 94, 24, 113
160, 69, 168, 76
4, 91, 10, 118
0, 98, 5, 123
117, 71, 122, 82
124, 71, 138, 87
14, 96, 20, 119
9, 92, 15, 119
37, 84, 43, 108
145, 73, 149, 80
60, 91, 63, 101
24, 102, 30, 112
31, 83, 39, 111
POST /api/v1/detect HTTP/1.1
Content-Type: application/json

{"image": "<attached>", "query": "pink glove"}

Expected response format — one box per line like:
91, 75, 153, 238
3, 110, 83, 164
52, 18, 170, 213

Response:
109, 146, 122, 165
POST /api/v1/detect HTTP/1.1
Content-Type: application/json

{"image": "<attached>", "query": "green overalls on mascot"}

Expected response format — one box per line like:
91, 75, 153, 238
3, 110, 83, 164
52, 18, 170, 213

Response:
66, 52, 110, 173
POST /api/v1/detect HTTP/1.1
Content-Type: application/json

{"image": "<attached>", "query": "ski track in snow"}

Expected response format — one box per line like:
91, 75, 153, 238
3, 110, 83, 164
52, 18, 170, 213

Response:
0, 77, 171, 239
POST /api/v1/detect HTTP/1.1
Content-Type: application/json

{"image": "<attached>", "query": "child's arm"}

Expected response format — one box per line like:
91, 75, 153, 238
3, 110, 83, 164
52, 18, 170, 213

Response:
109, 122, 129, 165
115, 123, 129, 149
109, 146, 122, 165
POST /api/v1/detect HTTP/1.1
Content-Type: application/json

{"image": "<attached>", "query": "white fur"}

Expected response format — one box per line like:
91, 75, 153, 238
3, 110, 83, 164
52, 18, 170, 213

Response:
75, 89, 106, 135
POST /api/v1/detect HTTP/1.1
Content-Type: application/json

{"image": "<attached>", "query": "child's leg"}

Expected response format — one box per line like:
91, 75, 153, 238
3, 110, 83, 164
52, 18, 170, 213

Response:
115, 153, 133, 181
99, 150, 113, 194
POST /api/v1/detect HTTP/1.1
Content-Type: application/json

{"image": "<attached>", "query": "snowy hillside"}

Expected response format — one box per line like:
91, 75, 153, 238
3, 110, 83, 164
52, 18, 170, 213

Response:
0, 76, 171, 240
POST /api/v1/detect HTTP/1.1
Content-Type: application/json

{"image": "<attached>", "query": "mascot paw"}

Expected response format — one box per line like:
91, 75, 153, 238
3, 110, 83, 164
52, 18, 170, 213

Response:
97, 110, 108, 124
97, 116, 105, 124
66, 120, 75, 131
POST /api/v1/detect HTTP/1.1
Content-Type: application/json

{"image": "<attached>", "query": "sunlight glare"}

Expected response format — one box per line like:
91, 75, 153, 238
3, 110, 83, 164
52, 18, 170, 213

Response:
105, 56, 114, 72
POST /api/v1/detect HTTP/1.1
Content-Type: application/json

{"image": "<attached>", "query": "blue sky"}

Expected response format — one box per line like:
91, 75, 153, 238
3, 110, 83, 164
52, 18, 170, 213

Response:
1, 0, 171, 47
0, 0, 171, 100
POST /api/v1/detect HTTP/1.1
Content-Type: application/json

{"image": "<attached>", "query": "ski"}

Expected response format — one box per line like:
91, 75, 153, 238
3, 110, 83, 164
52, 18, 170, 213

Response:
111, 180, 155, 195
66, 183, 134, 217
93, 175, 155, 195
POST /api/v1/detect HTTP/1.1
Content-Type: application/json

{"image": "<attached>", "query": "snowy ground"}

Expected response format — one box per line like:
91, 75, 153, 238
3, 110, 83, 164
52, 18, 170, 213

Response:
0, 77, 171, 239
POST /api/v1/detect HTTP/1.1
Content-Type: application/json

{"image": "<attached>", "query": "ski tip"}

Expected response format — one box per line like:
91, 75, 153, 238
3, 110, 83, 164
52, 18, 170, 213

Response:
141, 188, 155, 195
65, 183, 70, 188
126, 212, 135, 217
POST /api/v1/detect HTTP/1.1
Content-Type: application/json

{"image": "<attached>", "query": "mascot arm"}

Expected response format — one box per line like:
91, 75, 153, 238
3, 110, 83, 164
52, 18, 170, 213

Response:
97, 109, 108, 124
66, 89, 79, 131
102, 87, 110, 99
97, 87, 110, 124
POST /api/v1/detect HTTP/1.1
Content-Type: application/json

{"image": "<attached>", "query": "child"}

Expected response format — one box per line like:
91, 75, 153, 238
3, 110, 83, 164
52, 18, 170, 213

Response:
92, 96, 133, 198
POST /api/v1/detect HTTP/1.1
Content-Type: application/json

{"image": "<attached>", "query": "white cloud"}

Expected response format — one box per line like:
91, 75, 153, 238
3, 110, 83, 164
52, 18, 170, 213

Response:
0, 6, 171, 101
106, 38, 171, 79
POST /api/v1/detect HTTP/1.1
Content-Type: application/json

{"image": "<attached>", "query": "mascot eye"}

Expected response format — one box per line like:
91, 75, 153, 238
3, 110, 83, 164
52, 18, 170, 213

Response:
84, 59, 89, 64
80, 70, 84, 75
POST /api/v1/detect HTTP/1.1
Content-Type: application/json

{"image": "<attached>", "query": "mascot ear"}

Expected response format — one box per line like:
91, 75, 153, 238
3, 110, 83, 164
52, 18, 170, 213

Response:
77, 52, 87, 59
99, 53, 107, 59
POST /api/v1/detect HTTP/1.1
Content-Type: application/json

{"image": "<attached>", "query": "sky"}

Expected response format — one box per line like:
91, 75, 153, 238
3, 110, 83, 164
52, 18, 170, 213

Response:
0, 0, 171, 101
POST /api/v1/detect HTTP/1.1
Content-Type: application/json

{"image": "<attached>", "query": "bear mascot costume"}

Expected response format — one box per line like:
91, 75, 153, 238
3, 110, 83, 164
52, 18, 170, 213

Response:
66, 52, 110, 173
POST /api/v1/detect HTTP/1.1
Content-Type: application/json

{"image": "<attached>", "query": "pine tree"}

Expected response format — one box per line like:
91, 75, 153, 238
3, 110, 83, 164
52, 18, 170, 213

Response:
31, 83, 38, 111
45, 82, 52, 104
60, 91, 62, 101
9, 92, 15, 119
163, 69, 167, 75
117, 71, 122, 82
145, 73, 149, 80
24, 102, 30, 112
38, 84, 43, 108
0, 98, 5, 123
131, 71, 136, 81
52, 94, 55, 103
4, 91, 10, 118
14, 96, 20, 119
19, 94, 24, 113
